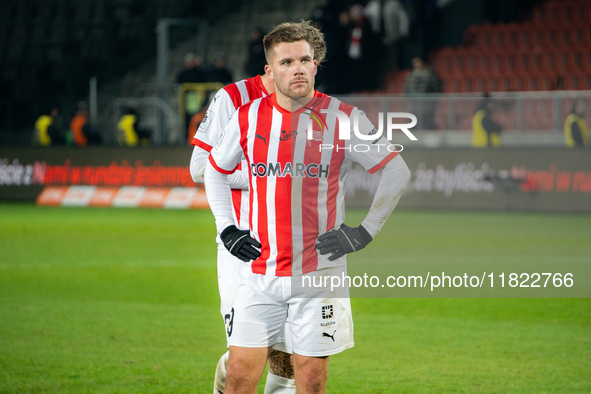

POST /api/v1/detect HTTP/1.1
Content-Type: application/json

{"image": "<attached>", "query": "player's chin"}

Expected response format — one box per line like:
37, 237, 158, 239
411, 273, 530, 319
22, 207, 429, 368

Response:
290, 85, 311, 97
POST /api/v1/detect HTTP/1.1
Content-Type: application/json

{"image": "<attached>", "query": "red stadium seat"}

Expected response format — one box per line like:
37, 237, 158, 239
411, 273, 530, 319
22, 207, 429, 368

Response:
431, 47, 455, 78
582, 28, 591, 49
384, 71, 409, 93
474, 77, 487, 92
542, 1, 564, 27
504, 23, 524, 52
460, 47, 480, 78
514, 52, 531, 76
463, 24, 480, 46
567, 27, 591, 50
509, 76, 527, 92
443, 78, 462, 93
581, 51, 591, 72
563, 73, 591, 90
531, 7, 544, 25
521, 76, 537, 92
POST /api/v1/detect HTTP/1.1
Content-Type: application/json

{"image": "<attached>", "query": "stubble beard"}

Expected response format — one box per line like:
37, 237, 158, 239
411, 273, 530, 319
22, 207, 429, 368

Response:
278, 79, 314, 99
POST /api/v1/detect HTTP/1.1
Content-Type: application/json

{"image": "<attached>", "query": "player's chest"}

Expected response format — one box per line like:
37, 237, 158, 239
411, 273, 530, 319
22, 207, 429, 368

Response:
245, 113, 342, 165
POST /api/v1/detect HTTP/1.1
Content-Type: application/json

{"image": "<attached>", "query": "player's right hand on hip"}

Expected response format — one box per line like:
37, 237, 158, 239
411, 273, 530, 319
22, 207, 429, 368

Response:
220, 225, 261, 262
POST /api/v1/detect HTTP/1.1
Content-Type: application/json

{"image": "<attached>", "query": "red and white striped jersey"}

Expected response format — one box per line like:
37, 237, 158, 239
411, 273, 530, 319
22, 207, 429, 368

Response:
209, 91, 399, 276
192, 75, 269, 229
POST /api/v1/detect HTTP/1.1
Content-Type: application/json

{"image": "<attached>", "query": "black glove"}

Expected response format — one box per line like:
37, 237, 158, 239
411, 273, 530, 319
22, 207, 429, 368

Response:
315, 224, 373, 261
220, 225, 261, 262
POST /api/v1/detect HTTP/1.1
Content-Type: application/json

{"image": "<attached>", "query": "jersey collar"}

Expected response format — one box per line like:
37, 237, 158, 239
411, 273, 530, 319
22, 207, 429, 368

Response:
270, 90, 322, 117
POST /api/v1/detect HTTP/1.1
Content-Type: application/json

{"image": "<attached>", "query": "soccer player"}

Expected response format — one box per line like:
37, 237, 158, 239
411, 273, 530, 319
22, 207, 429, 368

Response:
204, 21, 410, 393
190, 22, 327, 394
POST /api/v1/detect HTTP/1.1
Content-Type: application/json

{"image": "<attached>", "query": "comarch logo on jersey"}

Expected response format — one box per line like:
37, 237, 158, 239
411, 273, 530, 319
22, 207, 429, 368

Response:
304, 108, 418, 153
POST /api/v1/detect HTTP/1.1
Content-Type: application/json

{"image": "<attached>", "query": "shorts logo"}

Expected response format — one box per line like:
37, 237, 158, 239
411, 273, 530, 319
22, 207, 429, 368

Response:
280, 130, 297, 141
322, 330, 337, 342
224, 307, 235, 337
322, 305, 334, 319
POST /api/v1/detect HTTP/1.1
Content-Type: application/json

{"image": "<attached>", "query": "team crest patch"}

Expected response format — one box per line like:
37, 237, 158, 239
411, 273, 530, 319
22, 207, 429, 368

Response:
322, 304, 334, 319
198, 110, 214, 133
304, 106, 328, 143
280, 130, 297, 141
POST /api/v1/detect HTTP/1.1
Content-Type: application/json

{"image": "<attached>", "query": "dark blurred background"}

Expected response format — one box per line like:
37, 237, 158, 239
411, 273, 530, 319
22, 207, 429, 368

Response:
2, 0, 588, 147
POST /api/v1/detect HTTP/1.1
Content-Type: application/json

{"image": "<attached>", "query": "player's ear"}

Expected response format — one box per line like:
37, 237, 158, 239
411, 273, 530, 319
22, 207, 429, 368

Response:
313, 60, 317, 76
264, 64, 274, 80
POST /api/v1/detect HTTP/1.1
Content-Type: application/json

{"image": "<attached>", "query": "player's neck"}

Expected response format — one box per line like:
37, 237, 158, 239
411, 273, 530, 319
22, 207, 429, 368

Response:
275, 90, 314, 113
260, 74, 275, 94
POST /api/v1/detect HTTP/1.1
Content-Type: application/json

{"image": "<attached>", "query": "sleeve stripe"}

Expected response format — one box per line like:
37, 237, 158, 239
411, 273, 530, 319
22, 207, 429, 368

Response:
192, 138, 213, 151
208, 155, 238, 175
368, 151, 399, 174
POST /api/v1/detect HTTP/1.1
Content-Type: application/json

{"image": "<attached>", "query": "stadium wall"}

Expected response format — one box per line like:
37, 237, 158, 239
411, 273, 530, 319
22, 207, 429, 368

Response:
0, 147, 589, 212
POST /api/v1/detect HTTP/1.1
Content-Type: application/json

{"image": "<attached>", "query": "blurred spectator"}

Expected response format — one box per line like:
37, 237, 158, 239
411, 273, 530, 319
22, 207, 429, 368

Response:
404, 56, 441, 130
310, 0, 337, 27
563, 99, 589, 148
207, 52, 233, 84
472, 96, 502, 148
177, 53, 207, 134
117, 107, 151, 147
176, 53, 206, 84
32, 105, 64, 146
69, 101, 102, 146
345, 4, 381, 92
404, 56, 441, 94
187, 102, 209, 145
402, 0, 438, 68
244, 27, 267, 78
365, 0, 409, 78
310, 0, 349, 94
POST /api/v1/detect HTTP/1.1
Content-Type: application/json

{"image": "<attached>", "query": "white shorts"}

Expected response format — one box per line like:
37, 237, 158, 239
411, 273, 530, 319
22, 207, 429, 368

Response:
217, 247, 289, 350
227, 264, 355, 357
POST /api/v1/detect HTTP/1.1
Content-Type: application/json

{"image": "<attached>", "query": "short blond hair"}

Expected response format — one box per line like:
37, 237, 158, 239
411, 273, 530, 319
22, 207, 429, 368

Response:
263, 21, 327, 66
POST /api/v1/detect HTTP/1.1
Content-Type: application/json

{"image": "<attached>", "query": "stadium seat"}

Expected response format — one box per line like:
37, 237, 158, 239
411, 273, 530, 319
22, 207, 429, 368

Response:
509, 76, 526, 92
581, 51, 591, 73
582, 28, 591, 49
463, 24, 479, 46
515, 23, 539, 50
443, 78, 461, 93
531, 6, 544, 26
384, 71, 408, 94
542, 1, 564, 27
463, 48, 480, 78
501, 23, 521, 52
563, 73, 591, 90
567, 27, 591, 50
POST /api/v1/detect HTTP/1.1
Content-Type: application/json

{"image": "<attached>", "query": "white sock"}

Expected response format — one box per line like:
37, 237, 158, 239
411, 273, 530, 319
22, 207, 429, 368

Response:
213, 351, 230, 394
263, 371, 297, 394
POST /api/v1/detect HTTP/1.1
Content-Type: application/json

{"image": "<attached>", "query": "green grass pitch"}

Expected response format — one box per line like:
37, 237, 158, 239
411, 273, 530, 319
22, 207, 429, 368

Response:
0, 204, 589, 393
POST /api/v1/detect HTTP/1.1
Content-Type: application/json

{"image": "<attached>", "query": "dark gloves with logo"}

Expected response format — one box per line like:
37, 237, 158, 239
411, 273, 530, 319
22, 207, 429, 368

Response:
315, 223, 373, 261
220, 225, 261, 262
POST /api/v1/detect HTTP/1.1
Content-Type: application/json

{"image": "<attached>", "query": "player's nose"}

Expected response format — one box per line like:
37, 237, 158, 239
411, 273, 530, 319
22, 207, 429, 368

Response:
293, 62, 305, 74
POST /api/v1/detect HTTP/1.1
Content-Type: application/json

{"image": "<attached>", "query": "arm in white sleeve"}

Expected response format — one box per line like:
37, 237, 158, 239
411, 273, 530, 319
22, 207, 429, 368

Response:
361, 155, 411, 238
227, 164, 249, 189
190, 146, 209, 183
191, 145, 249, 189
204, 162, 236, 235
